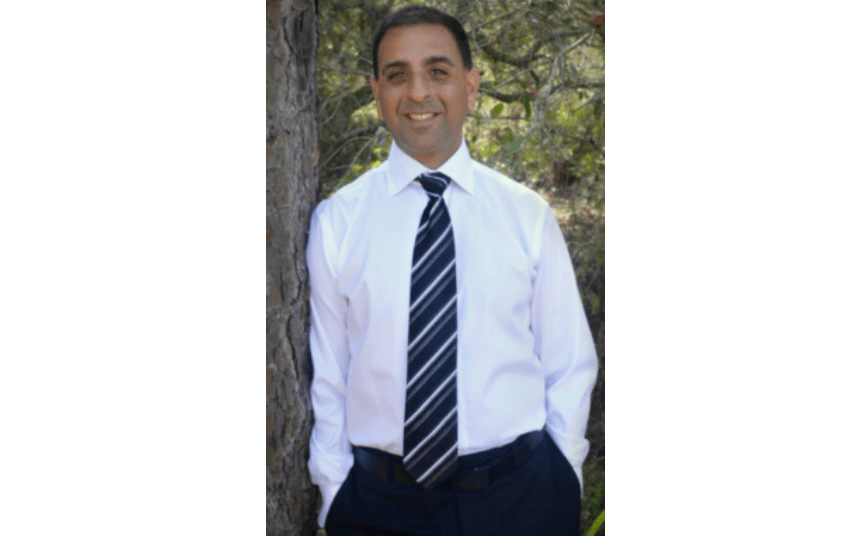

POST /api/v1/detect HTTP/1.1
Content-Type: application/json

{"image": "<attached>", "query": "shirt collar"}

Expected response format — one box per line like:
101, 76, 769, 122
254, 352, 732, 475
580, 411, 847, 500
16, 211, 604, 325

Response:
386, 138, 474, 196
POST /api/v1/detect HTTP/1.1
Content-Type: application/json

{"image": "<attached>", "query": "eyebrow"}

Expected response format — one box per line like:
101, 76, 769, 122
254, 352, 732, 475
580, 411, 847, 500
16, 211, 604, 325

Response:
426, 55, 456, 67
380, 55, 456, 74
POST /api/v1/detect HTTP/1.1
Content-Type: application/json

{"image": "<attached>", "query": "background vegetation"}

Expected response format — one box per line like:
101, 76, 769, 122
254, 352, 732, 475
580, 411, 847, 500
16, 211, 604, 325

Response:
315, 0, 605, 532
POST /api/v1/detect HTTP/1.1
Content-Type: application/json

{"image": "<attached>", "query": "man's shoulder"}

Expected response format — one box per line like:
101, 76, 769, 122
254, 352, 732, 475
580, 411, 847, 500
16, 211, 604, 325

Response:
313, 162, 389, 219
470, 159, 548, 210
331, 162, 388, 200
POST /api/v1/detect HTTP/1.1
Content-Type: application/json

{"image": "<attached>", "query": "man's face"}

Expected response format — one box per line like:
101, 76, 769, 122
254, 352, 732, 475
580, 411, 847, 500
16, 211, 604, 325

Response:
371, 23, 480, 170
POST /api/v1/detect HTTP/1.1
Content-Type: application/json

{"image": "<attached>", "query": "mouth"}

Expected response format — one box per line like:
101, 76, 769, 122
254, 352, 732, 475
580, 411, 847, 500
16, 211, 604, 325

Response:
406, 112, 438, 121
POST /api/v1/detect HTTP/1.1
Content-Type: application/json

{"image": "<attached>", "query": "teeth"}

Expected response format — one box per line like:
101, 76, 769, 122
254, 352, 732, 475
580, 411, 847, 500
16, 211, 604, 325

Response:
409, 113, 434, 120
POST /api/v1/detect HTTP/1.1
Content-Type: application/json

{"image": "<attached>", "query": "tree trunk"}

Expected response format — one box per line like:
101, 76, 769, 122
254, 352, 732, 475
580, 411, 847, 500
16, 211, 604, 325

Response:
266, 0, 320, 534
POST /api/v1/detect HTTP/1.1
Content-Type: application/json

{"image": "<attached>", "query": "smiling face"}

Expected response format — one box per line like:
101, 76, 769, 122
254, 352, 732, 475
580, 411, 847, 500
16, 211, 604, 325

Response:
370, 23, 480, 170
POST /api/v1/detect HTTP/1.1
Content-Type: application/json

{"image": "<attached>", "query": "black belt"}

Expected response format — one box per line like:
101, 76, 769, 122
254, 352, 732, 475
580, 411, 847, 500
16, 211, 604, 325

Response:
353, 428, 545, 491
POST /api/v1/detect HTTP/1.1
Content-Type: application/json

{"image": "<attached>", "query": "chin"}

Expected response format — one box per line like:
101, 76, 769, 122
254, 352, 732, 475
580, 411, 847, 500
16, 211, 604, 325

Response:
399, 139, 440, 155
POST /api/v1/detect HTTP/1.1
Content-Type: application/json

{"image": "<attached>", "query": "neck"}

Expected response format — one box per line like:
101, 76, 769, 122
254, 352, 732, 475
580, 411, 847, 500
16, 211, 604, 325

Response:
406, 137, 461, 170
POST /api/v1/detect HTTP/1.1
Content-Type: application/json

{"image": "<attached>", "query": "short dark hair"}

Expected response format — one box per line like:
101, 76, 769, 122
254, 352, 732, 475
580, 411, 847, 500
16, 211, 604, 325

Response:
371, 5, 473, 79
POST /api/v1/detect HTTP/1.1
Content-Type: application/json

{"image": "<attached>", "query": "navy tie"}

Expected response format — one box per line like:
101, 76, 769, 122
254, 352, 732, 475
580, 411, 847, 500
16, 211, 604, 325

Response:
403, 171, 459, 489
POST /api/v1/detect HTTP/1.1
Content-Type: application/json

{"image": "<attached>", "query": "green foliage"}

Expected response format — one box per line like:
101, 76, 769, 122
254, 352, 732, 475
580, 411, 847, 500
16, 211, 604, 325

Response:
316, 0, 604, 195
522, 93, 532, 119
504, 135, 524, 153
584, 510, 605, 536
580, 456, 605, 535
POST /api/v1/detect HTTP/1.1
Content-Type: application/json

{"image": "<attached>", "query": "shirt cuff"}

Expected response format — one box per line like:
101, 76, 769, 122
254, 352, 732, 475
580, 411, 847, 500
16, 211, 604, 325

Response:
308, 436, 354, 528
317, 482, 342, 528
546, 425, 589, 495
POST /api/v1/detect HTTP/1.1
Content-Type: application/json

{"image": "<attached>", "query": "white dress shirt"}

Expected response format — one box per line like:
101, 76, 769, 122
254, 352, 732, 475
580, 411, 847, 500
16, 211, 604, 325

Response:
307, 139, 598, 527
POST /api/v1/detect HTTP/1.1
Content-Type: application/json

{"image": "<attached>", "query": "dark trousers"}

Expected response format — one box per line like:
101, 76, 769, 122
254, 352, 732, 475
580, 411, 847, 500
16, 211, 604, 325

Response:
324, 432, 581, 536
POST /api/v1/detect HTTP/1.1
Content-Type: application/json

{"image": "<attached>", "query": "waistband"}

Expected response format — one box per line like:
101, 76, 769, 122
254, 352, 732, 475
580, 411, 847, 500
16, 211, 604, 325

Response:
352, 428, 546, 491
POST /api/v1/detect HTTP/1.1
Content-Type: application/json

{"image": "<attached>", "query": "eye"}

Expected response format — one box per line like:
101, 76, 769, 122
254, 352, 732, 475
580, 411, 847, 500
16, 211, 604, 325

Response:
387, 71, 405, 81
431, 67, 448, 76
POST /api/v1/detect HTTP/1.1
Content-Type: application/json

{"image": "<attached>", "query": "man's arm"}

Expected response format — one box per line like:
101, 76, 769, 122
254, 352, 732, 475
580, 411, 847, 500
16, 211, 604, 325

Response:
306, 203, 354, 527
531, 205, 599, 493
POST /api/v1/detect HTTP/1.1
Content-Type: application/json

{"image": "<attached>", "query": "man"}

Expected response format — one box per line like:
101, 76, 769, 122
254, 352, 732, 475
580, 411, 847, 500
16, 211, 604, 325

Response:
307, 5, 598, 535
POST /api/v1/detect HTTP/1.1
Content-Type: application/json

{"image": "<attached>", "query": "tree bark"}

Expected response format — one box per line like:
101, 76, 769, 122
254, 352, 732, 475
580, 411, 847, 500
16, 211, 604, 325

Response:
266, 0, 320, 534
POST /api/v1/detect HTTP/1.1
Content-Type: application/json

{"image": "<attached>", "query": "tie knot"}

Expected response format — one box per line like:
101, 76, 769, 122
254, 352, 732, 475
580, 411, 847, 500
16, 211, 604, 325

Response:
417, 172, 452, 196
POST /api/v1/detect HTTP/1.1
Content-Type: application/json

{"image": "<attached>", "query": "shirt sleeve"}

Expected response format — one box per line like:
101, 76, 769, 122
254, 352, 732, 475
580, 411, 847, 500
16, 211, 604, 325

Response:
306, 202, 354, 527
531, 205, 599, 495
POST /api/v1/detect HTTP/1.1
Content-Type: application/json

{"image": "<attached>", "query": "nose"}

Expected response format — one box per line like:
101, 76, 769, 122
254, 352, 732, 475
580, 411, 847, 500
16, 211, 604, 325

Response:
408, 73, 430, 102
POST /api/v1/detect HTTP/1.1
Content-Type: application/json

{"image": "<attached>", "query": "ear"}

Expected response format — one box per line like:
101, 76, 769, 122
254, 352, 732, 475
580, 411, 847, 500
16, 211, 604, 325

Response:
466, 68, 480, 112
370, 76, 383, 118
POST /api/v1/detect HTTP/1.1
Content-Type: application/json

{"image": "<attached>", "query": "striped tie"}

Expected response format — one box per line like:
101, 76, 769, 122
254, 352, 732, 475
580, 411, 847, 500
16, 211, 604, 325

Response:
403, 171, 459, 489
